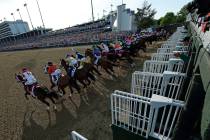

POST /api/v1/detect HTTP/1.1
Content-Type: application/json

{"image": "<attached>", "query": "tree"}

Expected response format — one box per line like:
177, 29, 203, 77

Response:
176, 4, 188, 23
135, 0, 157, 30
160, 12, 177, 26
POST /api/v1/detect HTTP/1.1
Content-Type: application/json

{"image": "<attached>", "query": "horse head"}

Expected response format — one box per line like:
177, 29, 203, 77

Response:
43, 65, 49, 74
15, 73, 25, 83
60, 59, 68, 69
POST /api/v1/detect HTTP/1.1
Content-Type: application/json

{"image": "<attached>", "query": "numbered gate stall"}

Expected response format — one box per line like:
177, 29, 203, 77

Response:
111, 90, 185, 140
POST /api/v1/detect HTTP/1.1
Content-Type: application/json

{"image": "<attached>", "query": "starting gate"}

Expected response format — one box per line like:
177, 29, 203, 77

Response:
111, 90, 185, 139
157, 46, 189, 54
143, 58, 185, 73
131, 71, 186, 100
151, 53, 175, 61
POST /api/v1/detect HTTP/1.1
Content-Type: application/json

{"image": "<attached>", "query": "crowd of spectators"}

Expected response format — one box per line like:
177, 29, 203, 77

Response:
0, 18, 168, 51
0, 19, 132, 51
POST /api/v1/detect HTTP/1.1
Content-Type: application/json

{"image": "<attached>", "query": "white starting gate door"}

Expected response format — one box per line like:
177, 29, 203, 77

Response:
143, 58, 185, 73
71, 131, 88, 140
111, 90, 185, 139
157, 46, 189, 54
151, 53, 175, 61
131, 71, 186, 100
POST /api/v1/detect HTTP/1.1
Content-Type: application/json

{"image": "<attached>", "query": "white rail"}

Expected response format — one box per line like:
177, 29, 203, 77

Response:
111, 90, 185, 139
143, 58, 185, 73
151, 53, 175, 61
131, 71, 186, 100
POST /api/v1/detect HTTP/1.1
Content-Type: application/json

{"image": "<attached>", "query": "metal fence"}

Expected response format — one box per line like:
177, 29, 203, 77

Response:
111, 90, 185, 139
131, 71, 186, 100
151, 53, 175, 61
143, 58, 185, 73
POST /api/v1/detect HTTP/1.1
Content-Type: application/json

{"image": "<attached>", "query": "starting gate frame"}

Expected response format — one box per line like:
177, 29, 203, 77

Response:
111, 90, 185, 140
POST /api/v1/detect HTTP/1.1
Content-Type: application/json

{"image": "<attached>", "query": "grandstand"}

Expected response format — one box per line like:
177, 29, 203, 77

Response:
0, 4, 139, 51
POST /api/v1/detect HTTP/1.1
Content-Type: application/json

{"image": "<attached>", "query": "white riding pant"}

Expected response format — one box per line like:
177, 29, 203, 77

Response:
94, 54, 101, 65
51, 69, 62, 84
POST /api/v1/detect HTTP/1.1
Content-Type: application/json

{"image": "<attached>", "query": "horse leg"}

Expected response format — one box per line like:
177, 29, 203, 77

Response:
92, 66, 102, 75
48, 96, 57, 110
61, 87, 66, 95
25, 92, 29, 100
109, 66, 117, 78
104, 68, 114, 79
38, 97, 50, 110
68, 85, 73, 97
57, 86, 64, 96
87, 72, 95, 81
87, 78, 91, 85
71, 80, 81, 93
127, 56, 135, 67
79, 79, 87, 88
50, 83, 56, 90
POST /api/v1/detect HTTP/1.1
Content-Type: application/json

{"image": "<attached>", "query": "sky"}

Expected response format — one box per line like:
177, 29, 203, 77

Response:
0, 0, 192, 30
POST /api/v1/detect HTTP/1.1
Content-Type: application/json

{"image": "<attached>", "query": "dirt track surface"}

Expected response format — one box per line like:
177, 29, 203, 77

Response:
0, 43, 161, 140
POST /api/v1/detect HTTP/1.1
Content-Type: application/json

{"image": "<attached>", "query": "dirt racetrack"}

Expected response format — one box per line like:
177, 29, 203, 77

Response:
0, 43, 161, 140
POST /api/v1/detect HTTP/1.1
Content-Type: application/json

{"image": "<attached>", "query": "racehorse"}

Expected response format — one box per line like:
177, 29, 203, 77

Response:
60, 59, 96, 88
122, 38, 147, 57
102, 48, 135, 67
15, 73, 59, 110
43, 65, 81, 97
85, 49, 118, 77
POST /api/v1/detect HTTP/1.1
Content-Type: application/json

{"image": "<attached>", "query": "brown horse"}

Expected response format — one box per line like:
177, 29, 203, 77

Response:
102, 49, 135, 67
15, 73, 59, 110
43, 65, 80, 97
85, 49, 118, 77
60, 59, 96, 88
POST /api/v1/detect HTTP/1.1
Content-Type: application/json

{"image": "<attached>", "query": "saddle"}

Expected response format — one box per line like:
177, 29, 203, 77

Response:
26, 83, 39, 96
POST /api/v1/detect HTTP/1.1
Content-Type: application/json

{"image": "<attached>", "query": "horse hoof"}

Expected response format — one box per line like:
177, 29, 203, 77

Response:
46, 107, 50, 110
53, 106, 57, 110
58, 92, 63, 97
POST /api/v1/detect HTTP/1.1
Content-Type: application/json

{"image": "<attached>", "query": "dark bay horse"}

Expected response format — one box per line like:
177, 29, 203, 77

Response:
43, 65, 80, 97
15, 73, 59, 110
85, 49, 118, 77
123, 38, 147, 57
102, 49, 135, 67
60, 59, 96, 88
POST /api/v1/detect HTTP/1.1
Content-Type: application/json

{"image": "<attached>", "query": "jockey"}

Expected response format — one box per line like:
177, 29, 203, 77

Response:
101, 43, 109, 54
109, 43, 115, 53
22, 68, 37, 98
92, 45, 101, 65
47, 62, 61, 85
71, 48, 85, 61
65, 54, 78, 77
114, 41, 122, 52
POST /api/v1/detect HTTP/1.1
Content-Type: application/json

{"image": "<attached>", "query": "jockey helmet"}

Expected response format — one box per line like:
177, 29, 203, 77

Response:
22, 68, 28, 73
66, 53, 71, 58
48, 62, 53, 66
